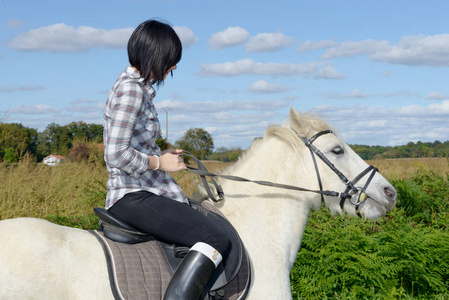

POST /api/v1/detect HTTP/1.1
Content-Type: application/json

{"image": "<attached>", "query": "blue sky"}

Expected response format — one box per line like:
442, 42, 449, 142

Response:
1, 0, 448, 149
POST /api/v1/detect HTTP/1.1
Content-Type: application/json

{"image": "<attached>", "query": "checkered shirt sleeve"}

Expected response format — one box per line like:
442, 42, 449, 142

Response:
103, 67, 188, 209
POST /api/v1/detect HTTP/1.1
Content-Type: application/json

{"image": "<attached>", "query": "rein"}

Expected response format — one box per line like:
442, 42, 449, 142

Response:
183, 129, 378, 218
182, 152, 351, 202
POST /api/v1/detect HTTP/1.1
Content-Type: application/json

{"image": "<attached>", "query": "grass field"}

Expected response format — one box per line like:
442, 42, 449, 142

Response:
367, 157, 449, 180
0, 157, 447, 220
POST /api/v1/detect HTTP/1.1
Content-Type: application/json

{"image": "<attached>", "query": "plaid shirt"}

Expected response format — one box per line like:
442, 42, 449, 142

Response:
103, 66, 188, 209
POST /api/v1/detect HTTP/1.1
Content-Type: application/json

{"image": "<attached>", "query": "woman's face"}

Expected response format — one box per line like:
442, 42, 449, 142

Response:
163, 65, 177, 79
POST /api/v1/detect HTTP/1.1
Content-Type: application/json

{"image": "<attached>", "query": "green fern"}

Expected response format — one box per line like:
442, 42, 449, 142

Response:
291, 171, 449, 300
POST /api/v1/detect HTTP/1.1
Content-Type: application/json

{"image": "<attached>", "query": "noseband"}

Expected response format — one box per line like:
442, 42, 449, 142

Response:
298, 130, 378, 217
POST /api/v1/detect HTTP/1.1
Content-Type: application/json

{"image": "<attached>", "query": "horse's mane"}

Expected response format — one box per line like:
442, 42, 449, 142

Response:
228, 112, 339, 172
265, 112, 338, 149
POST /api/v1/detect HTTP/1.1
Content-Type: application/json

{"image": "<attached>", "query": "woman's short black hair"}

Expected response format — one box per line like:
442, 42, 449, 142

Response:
128, 19, 182, 87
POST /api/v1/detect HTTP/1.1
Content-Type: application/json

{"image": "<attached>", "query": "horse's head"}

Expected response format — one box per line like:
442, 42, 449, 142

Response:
288, 108, 396, 219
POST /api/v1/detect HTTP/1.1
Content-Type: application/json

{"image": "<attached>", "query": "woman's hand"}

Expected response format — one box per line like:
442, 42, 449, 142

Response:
150, 148, 186, 172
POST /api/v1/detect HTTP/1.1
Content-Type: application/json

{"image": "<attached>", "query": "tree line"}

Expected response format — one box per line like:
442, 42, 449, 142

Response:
0, 122, 223, 163
0, 122, 104, 163
1, 121, 448, 163
351, 140, 449, 160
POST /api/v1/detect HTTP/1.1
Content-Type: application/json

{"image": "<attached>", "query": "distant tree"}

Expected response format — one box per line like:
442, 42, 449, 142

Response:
42, 122, 73, 155
156, 136, 170, 151
66, 143, 90, 162
207, 146, 243, 162
3, 147, 17, 163
37, 122, 104, 159
0, 123, 38, 162
66, 121, 103, 143
175, 128, 214, 160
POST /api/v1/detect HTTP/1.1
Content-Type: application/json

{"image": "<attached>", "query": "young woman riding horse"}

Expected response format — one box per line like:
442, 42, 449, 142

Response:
103, 19, 231, 300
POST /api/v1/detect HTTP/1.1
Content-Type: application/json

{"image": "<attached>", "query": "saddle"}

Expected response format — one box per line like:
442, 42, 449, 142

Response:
91, 200, 251, 300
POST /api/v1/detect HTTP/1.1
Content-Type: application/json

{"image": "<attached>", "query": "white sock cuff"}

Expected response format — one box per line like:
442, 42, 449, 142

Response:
190, 242, 222, 268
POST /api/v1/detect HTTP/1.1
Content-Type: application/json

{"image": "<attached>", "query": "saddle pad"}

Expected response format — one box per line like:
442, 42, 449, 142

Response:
91, 230, 172, 300
90, 200, 251, 300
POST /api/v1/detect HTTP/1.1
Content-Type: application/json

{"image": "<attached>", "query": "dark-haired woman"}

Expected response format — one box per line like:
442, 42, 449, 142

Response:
103, 20, 231, 300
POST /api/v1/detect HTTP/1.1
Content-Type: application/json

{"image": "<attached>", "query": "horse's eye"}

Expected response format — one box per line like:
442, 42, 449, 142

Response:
332, 146, 344, 155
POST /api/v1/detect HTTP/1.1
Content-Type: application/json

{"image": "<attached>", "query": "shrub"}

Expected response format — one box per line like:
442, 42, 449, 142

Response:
290, 168, 449, 299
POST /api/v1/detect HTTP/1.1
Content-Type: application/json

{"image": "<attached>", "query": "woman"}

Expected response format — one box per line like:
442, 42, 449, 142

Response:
103, 19, 231, 300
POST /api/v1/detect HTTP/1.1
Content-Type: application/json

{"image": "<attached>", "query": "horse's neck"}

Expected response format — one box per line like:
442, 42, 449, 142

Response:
217, 138, 314, 270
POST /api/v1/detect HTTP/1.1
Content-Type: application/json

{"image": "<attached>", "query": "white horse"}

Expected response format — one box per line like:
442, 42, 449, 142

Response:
0, 108, 396, 300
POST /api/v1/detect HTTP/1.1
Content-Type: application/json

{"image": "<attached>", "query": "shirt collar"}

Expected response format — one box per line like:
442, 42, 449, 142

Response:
125, 66, 156, 97
125, 66, 144, 82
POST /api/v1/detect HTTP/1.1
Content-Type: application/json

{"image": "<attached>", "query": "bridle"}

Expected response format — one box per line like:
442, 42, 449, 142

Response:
184, 129, 378, 218
297, 129, 378, 217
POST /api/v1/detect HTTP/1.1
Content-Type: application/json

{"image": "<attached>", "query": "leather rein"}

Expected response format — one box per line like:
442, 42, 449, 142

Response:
183, 129, 378, 218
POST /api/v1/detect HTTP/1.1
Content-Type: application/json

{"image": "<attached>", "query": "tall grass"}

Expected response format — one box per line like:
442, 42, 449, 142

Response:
1, 158, 444, 220
0, 159, 229, 226
367, 157, 449, 180
0, 159, 108, 220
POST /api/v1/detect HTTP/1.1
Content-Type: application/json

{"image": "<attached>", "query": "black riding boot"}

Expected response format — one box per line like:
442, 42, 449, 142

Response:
163, 242, 222, 300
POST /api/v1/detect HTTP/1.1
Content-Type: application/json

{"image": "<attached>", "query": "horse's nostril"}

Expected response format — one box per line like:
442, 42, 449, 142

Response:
384, 187, 396, 199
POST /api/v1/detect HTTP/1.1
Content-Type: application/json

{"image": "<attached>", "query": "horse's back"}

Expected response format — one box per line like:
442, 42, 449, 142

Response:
0, 218, 113, 299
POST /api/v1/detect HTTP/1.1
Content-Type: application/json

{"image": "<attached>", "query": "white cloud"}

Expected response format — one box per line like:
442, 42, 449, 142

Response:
315, 64, 345, 79
247, 80, 294, 94
173, 26, 198, 48
208, 26, 249, 49
382, 70, 394, 77
245, 32, 294, 52
156, 99, 289, 113
70, 97, 99, 104
425, 92, 449, 100
0, 85, 45, 92
66, 102, 103, 113
322, 39, 389, 60
370, 34, 449, 66
383, 90, 419, 98
324, 89, 370, 99
154, 99, 289, 147
0, 86, 14, 92
158, 100, 449, 148
7, 19, 25, 28
198, 58, 318, 77
9, 23, 133, 52
321, 34, 449, 66
313, 101, 449, 146
10, 104, 61, 115
297, 39, 336, 53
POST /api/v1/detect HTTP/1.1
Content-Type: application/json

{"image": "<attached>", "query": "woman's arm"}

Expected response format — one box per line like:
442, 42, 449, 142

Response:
104, 82, 150, 178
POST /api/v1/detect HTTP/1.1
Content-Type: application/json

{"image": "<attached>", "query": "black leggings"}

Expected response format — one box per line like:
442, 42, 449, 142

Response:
108, 191, 231, 258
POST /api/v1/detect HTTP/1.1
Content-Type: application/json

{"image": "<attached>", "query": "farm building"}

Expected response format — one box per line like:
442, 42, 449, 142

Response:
43, 154, 65, 166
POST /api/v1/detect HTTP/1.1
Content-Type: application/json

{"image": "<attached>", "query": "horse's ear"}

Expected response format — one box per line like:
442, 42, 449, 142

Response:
289, 107, 304, 135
